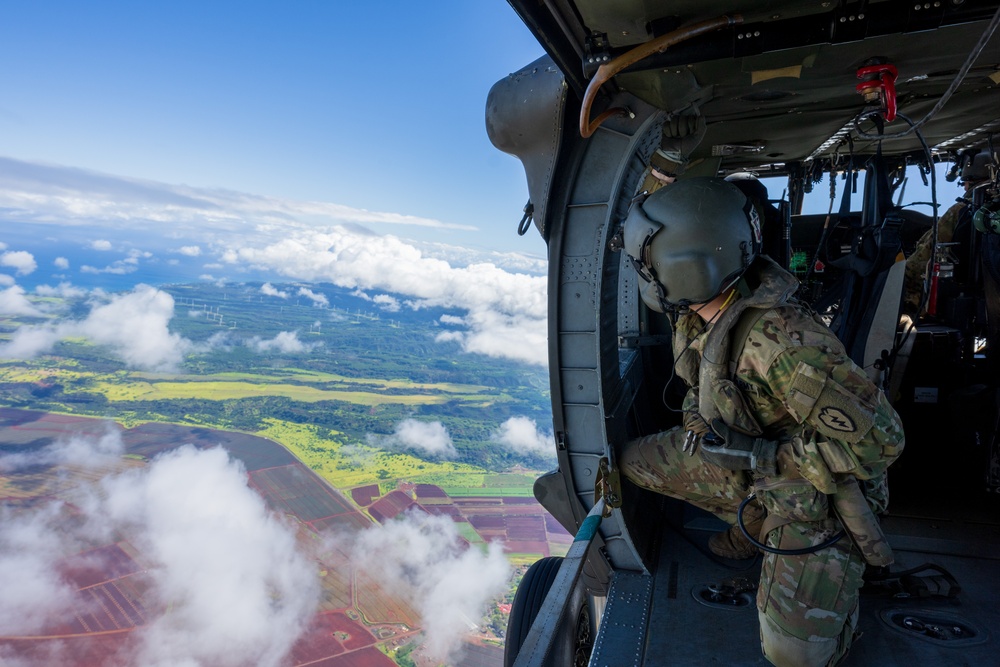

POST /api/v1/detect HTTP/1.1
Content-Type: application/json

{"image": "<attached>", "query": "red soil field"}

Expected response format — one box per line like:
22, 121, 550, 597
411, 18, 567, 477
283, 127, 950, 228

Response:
461, 640, 505, 667
311, 511, 373, 533
544, 514, 569, 534
503, 540, 551, 556
453, 497, 503, 506
0, 635, 130, 666
501, 496, 538, 504
250, 463, 354, 522
367, 490, 415, 523
505, 516, 546, 541
351, 484, 380, 507
304, 646, 396, 667
423, 505, 464, 520
59, 543, 140, 590
413, 484, 447, 498
468, 515, 505, 530
290, 612, 377, 663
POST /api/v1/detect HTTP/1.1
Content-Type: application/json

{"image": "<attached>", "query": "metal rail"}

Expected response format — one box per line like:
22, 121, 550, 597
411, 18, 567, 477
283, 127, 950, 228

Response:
512, 498, 606, 667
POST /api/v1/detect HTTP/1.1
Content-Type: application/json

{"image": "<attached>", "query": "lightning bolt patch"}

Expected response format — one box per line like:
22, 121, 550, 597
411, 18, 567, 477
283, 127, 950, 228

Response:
818, 407, 856, 433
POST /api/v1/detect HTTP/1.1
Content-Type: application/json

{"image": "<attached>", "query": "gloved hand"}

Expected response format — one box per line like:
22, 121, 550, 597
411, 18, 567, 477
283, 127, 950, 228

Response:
683, 409, 710, 437
700, 419, 778, 476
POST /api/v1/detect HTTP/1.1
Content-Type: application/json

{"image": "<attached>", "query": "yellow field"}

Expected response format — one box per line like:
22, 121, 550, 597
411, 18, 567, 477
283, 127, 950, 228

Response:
90, 379, 468, 406
0, 362, 500, 407
128, 367, 490, 394
0, 367, 88, 383
256, 419, 490, 488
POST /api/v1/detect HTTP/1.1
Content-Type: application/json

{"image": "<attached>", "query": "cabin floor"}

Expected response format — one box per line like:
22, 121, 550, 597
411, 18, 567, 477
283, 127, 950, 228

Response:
591, 492, 1000, 666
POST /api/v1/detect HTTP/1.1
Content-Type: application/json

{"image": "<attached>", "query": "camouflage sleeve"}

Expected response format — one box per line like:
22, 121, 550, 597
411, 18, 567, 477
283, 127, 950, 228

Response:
681, 385, 710, 435
902, 202, 962, 312
764, 343, 905, 493
902, 227, 933, 311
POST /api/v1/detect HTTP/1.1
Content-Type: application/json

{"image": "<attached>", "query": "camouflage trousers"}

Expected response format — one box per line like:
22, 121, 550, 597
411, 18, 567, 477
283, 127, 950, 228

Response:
621, 428, 865, 667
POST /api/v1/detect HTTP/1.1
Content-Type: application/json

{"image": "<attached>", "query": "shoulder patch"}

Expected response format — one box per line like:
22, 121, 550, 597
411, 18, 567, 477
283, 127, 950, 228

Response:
818, 406, 856, 433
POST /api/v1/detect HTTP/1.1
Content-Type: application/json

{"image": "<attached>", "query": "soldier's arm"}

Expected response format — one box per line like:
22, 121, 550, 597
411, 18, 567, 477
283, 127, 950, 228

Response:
902, 202, 962, 312
763, 343, 905, 493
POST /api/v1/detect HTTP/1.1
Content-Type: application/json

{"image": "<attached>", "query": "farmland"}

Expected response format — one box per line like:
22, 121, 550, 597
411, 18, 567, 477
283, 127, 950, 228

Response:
0, 409, 570, 666
0, 281, 567, 666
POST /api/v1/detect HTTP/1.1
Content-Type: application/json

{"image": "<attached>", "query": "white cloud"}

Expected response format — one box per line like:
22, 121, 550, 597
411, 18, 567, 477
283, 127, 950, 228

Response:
224, 227, 548, 365
372, 419, 457, 459
81, 261, 138, 275
260, 282, 289, 299
0, 158, 550, 366
105, 446, 319, 666
0, 326, 62, 358
35, 282, 87, 299
0, 503, 80, 636
493, 417, 556, 459
0, 274, 14, 287
434, 330, 464, 344
372, 294, 400, 312
0, 440, 319, 666
53, 256, 69, 269
90, 239, 113, 251
0, 157, 474, 232
0, 284, 191, 372
75, 285, 190, 371
0, 423, 124, 473
347, 511, 510, 663
439, 314, 464, 325
0, 285, 42, 317
178, 245, 201, 257
297, 287, 328, 307
126, 248, 153, 262
1, 250, 37, 276
248, 331, 309, 354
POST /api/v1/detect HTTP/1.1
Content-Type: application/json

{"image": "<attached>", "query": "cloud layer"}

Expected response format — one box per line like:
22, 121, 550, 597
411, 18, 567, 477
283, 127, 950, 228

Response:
347, 511, 510, 663
104, 446, 319, 667
0, 157, 549, 366
0, 437, 320, 667
227, 228, 548, 365
0, 284, 190, 372
370, 419, 457, 459
493, 416, 556, 459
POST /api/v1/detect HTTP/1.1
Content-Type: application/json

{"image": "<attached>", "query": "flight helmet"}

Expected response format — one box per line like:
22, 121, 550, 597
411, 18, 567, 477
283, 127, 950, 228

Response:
623, 177, 761, 313
962, 150, 995, 184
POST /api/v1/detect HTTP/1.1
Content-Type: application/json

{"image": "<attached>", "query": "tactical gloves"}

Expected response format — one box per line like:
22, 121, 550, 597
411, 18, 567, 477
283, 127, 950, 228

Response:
683, 409, 711, 437
700, 419, 778, 476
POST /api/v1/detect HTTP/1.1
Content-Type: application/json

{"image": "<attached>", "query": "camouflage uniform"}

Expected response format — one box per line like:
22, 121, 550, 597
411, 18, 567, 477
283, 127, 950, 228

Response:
902, 201, 963, 313
621, 261, 905, 667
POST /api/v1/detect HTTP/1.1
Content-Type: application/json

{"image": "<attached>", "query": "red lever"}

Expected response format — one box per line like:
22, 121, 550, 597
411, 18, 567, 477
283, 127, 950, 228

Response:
856, 64, 898, 122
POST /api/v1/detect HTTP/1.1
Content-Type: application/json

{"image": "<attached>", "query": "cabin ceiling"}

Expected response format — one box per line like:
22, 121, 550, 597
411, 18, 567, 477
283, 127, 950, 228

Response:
510, 0, 1000, 167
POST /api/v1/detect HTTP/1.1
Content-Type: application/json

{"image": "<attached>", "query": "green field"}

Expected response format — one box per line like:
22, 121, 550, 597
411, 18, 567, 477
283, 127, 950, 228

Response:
0, 280, 553, 491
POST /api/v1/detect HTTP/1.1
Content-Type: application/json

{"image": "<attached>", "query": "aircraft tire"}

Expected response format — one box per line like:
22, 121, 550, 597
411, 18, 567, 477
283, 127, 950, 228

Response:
503, 556, 594, 667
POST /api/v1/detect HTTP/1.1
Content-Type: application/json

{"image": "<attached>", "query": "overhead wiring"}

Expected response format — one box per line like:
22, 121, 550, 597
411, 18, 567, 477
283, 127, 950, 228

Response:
852, 4, 1000, 141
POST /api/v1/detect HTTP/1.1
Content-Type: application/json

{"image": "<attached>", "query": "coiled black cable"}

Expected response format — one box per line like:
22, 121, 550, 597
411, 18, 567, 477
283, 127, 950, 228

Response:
737, 493, 846, 556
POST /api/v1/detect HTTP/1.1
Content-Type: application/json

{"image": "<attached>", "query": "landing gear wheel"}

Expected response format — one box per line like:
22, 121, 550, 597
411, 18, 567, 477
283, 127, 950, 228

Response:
504, 556, 595, 667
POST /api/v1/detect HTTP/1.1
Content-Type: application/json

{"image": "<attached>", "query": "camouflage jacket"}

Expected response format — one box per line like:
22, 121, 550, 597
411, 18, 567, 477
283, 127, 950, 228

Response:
673, 261, 905, 501
902, 200, 964, 312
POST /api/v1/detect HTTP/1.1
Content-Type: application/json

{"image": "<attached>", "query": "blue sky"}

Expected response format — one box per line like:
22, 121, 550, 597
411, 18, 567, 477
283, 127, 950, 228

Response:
0, 1, 547, 256
0, 1, 967, 369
